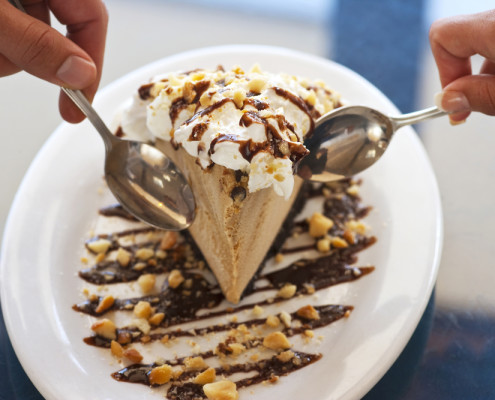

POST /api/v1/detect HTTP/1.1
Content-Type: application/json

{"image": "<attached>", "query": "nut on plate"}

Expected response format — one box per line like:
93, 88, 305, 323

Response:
203, 380, 239, 400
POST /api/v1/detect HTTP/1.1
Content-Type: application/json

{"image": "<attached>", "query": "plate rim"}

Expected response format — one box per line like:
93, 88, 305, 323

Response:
0, 44, 443, 400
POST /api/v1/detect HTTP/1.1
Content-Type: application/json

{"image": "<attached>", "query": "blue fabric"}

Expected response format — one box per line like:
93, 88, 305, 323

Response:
332, 0, 426, 113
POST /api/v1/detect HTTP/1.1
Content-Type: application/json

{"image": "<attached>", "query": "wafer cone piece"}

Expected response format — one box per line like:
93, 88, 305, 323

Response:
157, 139, 303, 303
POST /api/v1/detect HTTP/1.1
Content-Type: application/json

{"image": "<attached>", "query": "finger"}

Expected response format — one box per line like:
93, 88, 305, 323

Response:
20, 0, 51, 24
429, 10, 495, 87
480, 59, 495, 76
0, 53, 21, 77
0, 0, 49, 78
436, 74, 495, 121
48, 0, 108, 122
0, 2, 97, 89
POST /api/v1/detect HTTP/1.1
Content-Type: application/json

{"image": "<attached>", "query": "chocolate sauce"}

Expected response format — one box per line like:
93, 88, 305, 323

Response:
189, 123, 208, 141
272, 87, 317, 133
170, 97, 190, 125
99, 204, 138, 221
74, 179, 376, 399
138, 83, 154, 100
185, 98, 232, 125
112, 350, 322, 396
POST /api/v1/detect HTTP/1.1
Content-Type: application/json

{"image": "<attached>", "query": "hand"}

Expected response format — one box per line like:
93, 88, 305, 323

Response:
429, 9, 495, 123
0, 0, 108, 123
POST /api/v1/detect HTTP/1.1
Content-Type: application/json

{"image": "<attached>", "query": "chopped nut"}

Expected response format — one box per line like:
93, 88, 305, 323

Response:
95, 253, 106, 263
91, 318, 116, 340
116, 247, 132, 267
95, 295, 114, 314
194, 367, 216, 385
274, 253, 284, 263
249, 63, 262, 73
277, 284, 297, 299
265, 315, 280, 328
276, 350, 295, 363
155, 249, 167, 259
345, 220, 368, 235
303, 283, 316, 294
248, 77, 267, 93
134, 301, 153, 319
297, 305, 320, 320
110, 340, 124, 358
264, 375, 279, 384
203, 380, 239, 400
279, 311, 292, 328
137, 273, 156, 293
233, 89, 246, 108
304, 330, 315, 338
342, 230, 356, 245
317, 237, 331, 253
289, 133, 298, 142
228, 343, 246, 356
263, 332, 291, 350
80, 256, 88, 264
131, 318, 151, 335
168, 269, 185, 289
346, 184, 360, 196
149, 312, 165, 326
132, 262, 147, 271
87, 239, 111, 254
331, 236, 348, 248
135, 248, 154, 261
184, 356, 208, 371
308, 212, 334, 237
305, 89, 317, 106
252, 305, 264, 317
149, 364, 173, 385
160, 231, 177, 250
183, 81, 195, 103
123, 348, 143, 363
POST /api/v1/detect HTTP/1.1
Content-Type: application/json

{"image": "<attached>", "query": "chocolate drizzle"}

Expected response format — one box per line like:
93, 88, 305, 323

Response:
74, 178, 376, 399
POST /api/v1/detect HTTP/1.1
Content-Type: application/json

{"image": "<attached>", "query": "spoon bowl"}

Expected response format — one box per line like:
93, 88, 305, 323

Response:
63, 88, 196, 231
298, 105, 446, 182
105, 139, 195, 230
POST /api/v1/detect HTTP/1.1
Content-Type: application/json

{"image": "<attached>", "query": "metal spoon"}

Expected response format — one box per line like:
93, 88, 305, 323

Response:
9, 0, 195, 230
297, 105, 446, 182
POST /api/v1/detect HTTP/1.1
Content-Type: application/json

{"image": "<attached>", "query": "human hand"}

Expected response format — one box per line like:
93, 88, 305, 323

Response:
429, 9, 495, 123
0, 0, 108, 123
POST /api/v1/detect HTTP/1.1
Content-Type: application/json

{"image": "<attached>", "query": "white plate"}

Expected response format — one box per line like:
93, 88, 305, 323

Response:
0, 45, 442, 400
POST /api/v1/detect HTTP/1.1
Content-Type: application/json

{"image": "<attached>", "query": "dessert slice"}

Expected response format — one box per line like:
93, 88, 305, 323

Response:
120, 65, 341, 303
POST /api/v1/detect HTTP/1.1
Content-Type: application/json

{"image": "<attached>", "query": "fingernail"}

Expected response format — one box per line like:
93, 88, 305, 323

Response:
56, 55, 96, 88
434, 90, 470, 113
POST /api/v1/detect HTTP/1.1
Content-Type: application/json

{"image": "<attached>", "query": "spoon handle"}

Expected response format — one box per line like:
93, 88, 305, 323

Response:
61, 88, 117, 148
390, 106, 446, 130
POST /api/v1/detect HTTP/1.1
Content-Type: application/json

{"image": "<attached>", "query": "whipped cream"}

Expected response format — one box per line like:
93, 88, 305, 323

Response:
121, 65, 341, 199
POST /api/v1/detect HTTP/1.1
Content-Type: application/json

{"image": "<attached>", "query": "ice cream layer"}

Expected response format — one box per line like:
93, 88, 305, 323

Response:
121, 65, 341, 199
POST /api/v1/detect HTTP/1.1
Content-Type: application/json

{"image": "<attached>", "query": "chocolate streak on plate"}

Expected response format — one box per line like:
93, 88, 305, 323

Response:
112, 351, 321, 395
74, 179, 375, 398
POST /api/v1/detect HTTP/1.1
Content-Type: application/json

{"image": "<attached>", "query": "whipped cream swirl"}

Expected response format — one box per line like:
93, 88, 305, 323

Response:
120, 65, 340, 199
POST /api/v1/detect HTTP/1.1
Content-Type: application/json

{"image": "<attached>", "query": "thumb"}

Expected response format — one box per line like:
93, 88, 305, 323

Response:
0, 3, 96, 89
435, 74, 495, 123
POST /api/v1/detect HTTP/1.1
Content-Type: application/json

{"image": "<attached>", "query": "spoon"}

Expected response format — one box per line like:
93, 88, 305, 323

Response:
63, 90, 195, 230
10, 0, 195, 231
298, 105, 446, 182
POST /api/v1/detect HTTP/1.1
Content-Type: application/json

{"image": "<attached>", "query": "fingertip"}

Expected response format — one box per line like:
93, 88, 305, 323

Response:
59, 91, 85, 123
56, 55, 97, 89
